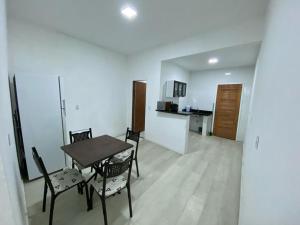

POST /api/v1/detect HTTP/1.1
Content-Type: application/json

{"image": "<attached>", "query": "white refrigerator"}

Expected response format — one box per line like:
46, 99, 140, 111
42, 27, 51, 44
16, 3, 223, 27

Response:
13, 74, 66, 180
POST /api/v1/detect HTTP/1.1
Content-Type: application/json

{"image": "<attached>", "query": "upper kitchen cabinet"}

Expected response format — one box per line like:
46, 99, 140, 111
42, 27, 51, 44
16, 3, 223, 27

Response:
166, 80, 187, 97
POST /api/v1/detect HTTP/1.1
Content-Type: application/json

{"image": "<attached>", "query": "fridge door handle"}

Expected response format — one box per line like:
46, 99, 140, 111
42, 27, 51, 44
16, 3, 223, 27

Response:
62, 99, 66, 116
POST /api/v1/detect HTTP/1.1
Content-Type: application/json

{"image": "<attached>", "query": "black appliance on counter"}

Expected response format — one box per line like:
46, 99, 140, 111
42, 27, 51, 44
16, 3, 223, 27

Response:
157, 101, 172, 111
156, 101, 178, 112
170, 103, 178, 112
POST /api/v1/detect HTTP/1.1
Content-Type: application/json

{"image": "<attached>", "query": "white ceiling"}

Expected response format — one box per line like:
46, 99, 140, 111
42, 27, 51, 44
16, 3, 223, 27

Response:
7, 0, 269, 54
167, 42, 261, 72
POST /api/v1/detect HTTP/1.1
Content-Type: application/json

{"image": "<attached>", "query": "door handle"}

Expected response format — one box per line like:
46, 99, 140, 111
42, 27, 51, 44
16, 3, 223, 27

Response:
62, 100, 66, 116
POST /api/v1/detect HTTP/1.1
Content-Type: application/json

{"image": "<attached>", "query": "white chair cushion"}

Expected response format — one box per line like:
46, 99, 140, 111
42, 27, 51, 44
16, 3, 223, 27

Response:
82, 170, 95, 182
112, 149, 132, 162
91, 175, 127, 197
50, 168, 84, 193
73, 161, 97, 182
73, 160, 85, 170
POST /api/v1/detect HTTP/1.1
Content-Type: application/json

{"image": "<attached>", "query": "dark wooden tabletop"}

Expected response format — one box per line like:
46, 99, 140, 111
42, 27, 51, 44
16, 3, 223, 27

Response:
61, 135, 133, 168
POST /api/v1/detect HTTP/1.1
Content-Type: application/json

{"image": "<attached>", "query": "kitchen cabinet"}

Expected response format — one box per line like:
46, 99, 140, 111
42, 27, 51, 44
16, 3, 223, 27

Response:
166, 80, 187, 97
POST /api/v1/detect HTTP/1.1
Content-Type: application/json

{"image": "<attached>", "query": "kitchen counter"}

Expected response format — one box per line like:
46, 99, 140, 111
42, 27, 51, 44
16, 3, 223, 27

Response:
156, 110, 192, 116
156, 109, 213, 116
156, 109, 213, 137
156, 110, 190, 154
187, 109, 213, 116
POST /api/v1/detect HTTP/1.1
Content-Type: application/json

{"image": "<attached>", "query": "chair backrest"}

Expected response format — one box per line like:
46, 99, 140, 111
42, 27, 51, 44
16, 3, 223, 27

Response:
101, 150, 134, 196
32, 147, 54, 193
69, 128, 92, 144
125, 128, 140, 152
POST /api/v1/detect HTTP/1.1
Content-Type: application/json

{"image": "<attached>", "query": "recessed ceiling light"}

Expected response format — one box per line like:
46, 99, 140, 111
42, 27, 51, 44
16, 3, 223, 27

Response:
225, 72, 231, 76
208, 58, 219, 64
121, 6, 137, 20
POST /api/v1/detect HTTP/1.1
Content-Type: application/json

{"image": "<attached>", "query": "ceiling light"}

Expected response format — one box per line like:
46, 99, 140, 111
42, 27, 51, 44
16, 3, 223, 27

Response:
208, 58, 219, 64
225, 72, 231, 76
121, 6, 137, 20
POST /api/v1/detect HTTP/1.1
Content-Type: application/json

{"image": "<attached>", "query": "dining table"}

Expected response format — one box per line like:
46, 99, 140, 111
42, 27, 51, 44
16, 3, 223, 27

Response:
61, 135, 133, 210
61, 135, 133, 169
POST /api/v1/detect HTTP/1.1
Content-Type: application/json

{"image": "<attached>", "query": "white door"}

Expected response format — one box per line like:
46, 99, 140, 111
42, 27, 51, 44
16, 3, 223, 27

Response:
15, 74, 65, 180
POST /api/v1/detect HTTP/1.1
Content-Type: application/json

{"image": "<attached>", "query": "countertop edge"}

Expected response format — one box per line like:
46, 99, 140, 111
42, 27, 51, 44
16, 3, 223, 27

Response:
156, 110, 191, 116
156, 110, 213, 116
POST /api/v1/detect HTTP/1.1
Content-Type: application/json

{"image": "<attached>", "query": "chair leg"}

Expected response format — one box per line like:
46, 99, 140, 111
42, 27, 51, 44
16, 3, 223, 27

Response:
135, 158, 140, 177
74, 164, 83, 194
100, 198, 108, 225
78, 170, 84, 194
49, 195, 56, 225
127, 185, 133, 217
89, 185, 95, 209
42, 181, 48, 212
77, 184, 80, 194
83, 182, 90, 211
77, 183, 83, 195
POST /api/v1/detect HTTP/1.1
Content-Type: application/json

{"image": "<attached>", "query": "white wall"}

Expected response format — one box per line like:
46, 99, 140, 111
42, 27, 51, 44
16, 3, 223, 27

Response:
8, 19, 129, 139
160, 62, 190, 110
190, 66, 255, 141
239, 0, 300, 225
0, 1, 27, 225
127, 18, 265, 152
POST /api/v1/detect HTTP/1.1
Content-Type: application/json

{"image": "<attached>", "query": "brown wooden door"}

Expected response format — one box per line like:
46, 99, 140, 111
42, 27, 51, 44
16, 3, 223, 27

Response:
132, 81, 146, 132
213, 84, 242, 140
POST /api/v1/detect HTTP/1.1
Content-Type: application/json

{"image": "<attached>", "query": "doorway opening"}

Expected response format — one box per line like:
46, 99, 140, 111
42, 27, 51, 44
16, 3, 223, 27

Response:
161, 42, 259, 142
132, 81, 147, 133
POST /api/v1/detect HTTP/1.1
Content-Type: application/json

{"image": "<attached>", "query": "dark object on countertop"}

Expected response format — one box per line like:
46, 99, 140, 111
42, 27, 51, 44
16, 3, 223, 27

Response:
157, 101, 172, 111
157, 101, 166, 111
170, 103, 178, 112
165, 101, 172, 111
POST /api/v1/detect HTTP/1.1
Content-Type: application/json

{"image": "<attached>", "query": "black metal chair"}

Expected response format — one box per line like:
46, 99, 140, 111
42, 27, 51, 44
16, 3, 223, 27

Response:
69, 128, 94, 193
69, 128, 94, 170
32, 147, 90, 225
69, 128, 92, 166
90, 151, 134, 225
69, 128, 93, 143
112, 128, 141, 177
